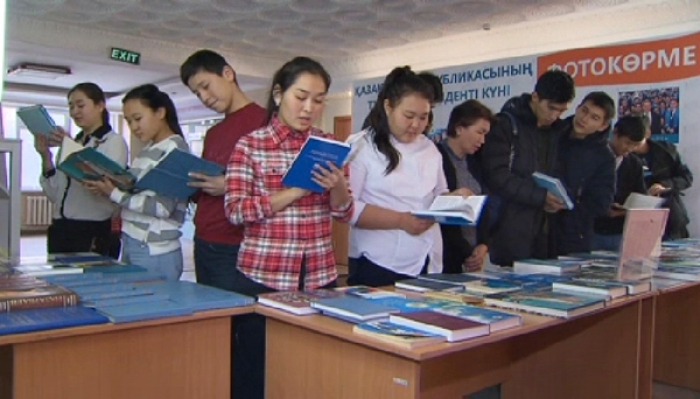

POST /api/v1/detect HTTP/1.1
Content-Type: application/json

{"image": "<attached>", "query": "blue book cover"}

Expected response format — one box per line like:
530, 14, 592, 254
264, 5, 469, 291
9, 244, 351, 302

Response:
16, 105, 57, 137
368, 297, 453, 313
58, 139, 135, 191
418, 273, 480, 285
73, 285, 156, 302
0, 306, 109, 335
70, 282, 141, 295
532, 172, 574, 210
147, 281, 254, 311
82, 264, 148, 274
281, 135, 351, 193
395, 278, 465, 293
94, 300, 194, 323
83, 293, 171, 308
49, 254, 113, 263
41, 272, 106, 284
134, 148, 224, 199
311, 296, 399, 321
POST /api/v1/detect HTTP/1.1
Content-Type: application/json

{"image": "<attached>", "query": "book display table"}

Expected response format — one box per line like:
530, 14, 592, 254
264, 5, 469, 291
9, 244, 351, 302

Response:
653, 280, 700, 392
259, 294, 655, 399
0, 306, 254, 399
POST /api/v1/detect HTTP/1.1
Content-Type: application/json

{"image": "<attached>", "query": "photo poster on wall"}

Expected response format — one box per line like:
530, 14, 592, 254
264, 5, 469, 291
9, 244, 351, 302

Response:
351, 30, 700, 234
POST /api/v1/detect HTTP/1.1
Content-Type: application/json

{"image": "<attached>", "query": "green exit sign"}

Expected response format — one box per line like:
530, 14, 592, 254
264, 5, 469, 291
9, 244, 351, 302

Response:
110, 47, 141, 65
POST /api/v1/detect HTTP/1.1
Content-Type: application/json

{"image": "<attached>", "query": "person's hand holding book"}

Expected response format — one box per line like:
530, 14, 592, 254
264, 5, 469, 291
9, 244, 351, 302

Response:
48, 127, 70, 147
83, 177, 116, 197
188, 173, 226, 196
544, 192, 566, 213
399, 213, 435, 236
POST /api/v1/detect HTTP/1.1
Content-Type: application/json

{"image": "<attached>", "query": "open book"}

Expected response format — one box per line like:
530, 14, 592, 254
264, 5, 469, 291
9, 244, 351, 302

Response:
282, 135, 351, 193
622, 192, 665, 209
58, 138, 223, 199
532, 172, 574, 210
58, 137, 135, 190
16, 105, 57, 138
411, 195, 487, 226
133, 148, 224, 199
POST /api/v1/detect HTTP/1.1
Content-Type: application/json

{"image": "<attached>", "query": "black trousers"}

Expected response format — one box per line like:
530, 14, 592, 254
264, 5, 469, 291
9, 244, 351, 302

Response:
347, 255, 429, 287
47, 218, 112, 256
229, 261, 336, 399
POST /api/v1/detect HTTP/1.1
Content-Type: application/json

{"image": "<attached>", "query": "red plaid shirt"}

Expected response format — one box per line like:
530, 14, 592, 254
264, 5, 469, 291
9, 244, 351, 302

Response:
224, 117, 353, 291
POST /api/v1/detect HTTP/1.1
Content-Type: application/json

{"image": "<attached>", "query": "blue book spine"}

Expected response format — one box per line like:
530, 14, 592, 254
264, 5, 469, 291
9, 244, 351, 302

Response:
0, 306, 109, 335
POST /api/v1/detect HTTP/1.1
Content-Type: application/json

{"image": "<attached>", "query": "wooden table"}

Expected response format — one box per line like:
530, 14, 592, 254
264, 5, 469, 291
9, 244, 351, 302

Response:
260, 295, 655, 399
653, 280, 700, 391
0, 306, 254, 399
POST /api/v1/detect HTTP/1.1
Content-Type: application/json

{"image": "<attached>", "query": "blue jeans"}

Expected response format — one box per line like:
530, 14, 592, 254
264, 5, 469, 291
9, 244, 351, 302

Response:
122, 235, 183, 281
592, 234, 622, 252
193, 237, 240, 291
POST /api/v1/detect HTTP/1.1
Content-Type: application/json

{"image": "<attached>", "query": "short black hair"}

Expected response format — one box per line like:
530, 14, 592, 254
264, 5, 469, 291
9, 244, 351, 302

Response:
417, 71, 444, 104
614, 115, 646, 142
180, 49, 233, 86
534, 69, 575, 104
580, 91, 616, 122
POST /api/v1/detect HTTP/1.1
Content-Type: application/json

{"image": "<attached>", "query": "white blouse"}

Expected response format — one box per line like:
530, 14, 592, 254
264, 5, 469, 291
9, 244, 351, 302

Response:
348, 130, 447, 276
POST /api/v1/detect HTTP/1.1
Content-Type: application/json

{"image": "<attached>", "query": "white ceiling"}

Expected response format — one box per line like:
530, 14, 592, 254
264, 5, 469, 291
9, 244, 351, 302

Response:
4, 0, 699, 120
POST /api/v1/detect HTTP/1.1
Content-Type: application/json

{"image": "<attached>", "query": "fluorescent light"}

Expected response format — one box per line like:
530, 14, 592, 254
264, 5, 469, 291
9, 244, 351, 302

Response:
7, 63, 72, 80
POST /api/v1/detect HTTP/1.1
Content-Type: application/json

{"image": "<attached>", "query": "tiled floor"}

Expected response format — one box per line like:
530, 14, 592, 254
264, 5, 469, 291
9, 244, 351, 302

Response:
17, 235, 700, 398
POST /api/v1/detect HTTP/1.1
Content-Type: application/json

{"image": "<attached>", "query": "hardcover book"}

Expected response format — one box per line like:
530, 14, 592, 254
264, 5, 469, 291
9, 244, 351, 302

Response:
513, 258, 582, 275
0, 283, 78, 312
281, 135, 351, 193
13, 263, 83, 277
258, 290, 344, 315
483, 288, 607, 319
310, 296, 399, 322
58, 137, 135, 190
352, 320, 446, 349
0, 306, 109, 335
335, 285, 406, 300
94, 300, 193, 323
134, 148, 225, 199
411, 195, 488, 226
432, 303, 522, 332
622, 192, 665, 209
395, 278, 465, 293
147, 281, 254, 311
551, 279, 627, 300
389, 310, 490, 342
16, 105, 57, 138
532, 172, 574, 210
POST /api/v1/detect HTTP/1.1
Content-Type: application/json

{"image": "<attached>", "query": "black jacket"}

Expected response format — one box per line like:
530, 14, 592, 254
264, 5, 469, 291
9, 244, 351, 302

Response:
594, 155, 646, 235
436, 142, 490, 273
637, 140, 693, 239
481, 93, 568, 266
556, 118, 616, 255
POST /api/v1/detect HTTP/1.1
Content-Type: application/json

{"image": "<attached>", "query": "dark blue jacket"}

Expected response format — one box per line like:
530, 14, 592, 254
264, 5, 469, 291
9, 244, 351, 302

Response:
481, 93, 568, 266
556, 117, 616, 255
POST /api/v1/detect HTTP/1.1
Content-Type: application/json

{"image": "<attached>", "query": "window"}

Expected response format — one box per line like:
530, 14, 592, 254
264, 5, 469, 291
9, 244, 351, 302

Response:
1, 104, 70, 191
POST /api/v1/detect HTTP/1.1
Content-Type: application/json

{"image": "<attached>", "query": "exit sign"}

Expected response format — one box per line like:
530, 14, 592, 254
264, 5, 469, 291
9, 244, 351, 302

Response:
109, 47, 141, 65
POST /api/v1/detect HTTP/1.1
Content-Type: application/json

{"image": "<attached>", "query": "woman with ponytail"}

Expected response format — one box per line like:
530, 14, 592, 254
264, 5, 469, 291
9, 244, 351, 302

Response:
347, 66, 469, 287
34, 82, 128, 256
84, 84, 188, 280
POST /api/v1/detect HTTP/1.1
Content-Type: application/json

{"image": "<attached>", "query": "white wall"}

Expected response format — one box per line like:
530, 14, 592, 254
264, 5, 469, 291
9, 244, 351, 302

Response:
321, 94, 352, 133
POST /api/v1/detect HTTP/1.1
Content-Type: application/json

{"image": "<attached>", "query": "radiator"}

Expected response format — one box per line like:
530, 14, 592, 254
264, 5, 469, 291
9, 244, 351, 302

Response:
25, 195, 53, 226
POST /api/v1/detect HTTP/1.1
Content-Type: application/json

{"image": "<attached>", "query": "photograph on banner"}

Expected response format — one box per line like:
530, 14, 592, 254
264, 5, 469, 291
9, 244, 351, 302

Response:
618, 87, 680, 143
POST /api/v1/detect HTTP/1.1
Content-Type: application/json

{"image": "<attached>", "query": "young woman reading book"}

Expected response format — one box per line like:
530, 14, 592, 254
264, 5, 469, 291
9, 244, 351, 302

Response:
347, 66, 470, 287
34, 82, 128, 256
84, 84, 189, 281
224, 56, 353, 399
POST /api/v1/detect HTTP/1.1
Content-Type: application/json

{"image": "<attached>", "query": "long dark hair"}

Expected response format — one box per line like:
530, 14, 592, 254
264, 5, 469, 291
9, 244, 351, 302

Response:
265, 56, 331, 124
122, 84, 184, 137
68, 82, 109, 126
366, 66, 433, 174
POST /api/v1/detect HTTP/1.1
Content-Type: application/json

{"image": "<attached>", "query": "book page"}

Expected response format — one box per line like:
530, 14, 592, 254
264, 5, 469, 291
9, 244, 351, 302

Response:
622, 193, 665, 209
58, 136, 84, 164
429, 195, 470, 212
